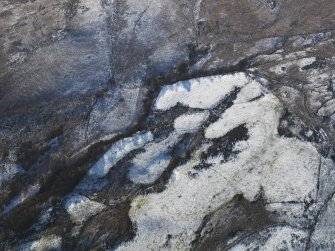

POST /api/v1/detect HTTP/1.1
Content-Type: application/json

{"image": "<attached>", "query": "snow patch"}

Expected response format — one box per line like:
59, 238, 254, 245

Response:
88, 131, 153, 178
174, 112, 209, 133
128, 133, 179, 185
129, 152, 172, 185
155, 73, 250, 110
64, 194, 106, 223
129, 112, 209, 185
234, 80, 265, 103
205, 81, 318, 202
116, 74, 320, 251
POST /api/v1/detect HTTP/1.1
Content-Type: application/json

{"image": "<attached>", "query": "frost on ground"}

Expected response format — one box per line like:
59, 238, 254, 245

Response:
116, 73, 320, 251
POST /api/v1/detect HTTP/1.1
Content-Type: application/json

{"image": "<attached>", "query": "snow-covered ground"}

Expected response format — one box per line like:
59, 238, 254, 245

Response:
128, 112, 209, 185
173, 112, 209, 133
11, 72, 325, 250
128, 133, 177, 185
87, 131, 153, 178
155, 73, 251, 110
116, 73, 320, 250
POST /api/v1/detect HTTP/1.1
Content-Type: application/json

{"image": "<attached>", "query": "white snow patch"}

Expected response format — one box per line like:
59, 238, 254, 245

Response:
116, 75, 320, 251
205, 89, 280, 141
205, 81, 318, 202
64, 194, 106, 223
232, 140, 250, 152
17, 235, 62, 251
174, 112, 209, 133
128, 133, 179, 185
88, 131, 153, 178
129, 153, 171, 185
129, 112, 208, 185
234, 80, 265, 104
155, 73, 250, 110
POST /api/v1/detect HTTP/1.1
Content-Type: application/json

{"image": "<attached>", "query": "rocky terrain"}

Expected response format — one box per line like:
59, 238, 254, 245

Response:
0, 0, 335, 250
